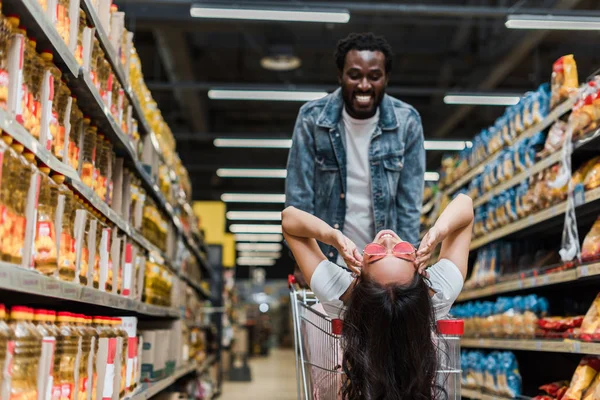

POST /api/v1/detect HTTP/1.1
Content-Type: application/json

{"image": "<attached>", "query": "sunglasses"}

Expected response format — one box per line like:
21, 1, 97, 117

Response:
363, 241, 416, 263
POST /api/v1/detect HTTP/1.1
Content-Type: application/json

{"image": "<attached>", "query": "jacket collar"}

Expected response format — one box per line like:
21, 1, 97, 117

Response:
316, 88, 399, 130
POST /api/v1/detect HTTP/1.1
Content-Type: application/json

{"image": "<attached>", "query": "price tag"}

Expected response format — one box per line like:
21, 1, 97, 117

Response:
536, 341, 543, 351
43, 279, 61, 296
521, 340, 538, 350
538, 275, 550, 286
81, 289, 94, 303
546, 341, 568, 352
60, 284, 80, 300
19, 274, 42, 291
572, 341, 582, 353
107, 295, 120, 308
580, 265, 589, 278
574, 184, 586, 207
117, 297, 128, 310
580, 342, 600, 355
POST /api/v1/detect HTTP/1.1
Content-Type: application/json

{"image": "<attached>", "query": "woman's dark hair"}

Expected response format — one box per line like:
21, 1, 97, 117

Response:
334, 32, 394, 73
340, 275, 445, 400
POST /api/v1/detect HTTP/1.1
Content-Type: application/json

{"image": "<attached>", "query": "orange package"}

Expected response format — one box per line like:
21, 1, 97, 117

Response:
572, 157, 600, 187
551, 54, 579, 109
563, 356, 600, 400
581, 220, 600, 262
584, 160, 600, 190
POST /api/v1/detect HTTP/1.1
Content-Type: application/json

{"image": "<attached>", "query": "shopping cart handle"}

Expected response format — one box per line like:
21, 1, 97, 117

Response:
288, 274, 296, 287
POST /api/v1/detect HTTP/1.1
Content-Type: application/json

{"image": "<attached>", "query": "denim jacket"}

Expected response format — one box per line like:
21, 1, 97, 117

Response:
285, 88, 425, 262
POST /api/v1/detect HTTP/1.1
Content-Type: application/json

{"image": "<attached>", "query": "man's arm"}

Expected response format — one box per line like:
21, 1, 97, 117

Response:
396, 112, 425, 246
285, 109, 316, 213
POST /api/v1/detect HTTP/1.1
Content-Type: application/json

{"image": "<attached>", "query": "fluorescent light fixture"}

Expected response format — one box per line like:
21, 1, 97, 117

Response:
221, 193, 286, 203
236, 243, 283, 252
230, 224, 282, 234
259, 303, 270, 313
190, 5, 350, 23
425, 172, 440, 182
234, 234, 283, 242
214, 138, 293, 149
424, 140, 472, 151
208, 89, 328, 102
239, 251, 281, 258
217, 168, 287, 179
227, 211, 282, 221
237, 257, 277, 266
444, 94, 521, 106
506, 14, 600, 31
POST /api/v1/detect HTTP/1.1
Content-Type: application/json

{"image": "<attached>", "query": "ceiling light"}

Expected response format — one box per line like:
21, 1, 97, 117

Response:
424, 140, 472, 151
259, 303, 270, 313
227, 211, 282, 221
506, 14, 600, 30
230, 224, 282, 234
261, 55, 301, 72
239, 251, 281, 258
425, 172, 440, 182
236, 243, 283, 252
237, 257, 277, 266
214, 138, 293, 148
190, 5, 350, 23
443, 94, 521, 106
217, 169, 287, 179
221, 193, 286, 203
234, 234, 283, 243
208, 89, 328, 102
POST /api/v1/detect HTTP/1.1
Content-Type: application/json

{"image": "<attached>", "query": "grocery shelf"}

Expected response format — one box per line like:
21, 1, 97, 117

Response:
3, 0, 80, 78
473, 151, 563, 208
0, 262, 179, 317
470, 186, 600, 250
444, 97, 576, 196
461, 337, 600, 356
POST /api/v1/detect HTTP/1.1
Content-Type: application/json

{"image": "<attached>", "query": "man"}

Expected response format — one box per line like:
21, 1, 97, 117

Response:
285, 32, 425, 266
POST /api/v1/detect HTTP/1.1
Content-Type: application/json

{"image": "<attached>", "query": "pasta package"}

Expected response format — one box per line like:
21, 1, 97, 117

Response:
563, 356, 600, 400
551, 54, 579, 109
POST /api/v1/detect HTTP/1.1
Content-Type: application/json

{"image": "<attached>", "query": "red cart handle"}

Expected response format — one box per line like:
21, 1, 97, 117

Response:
288, 274, 296, 288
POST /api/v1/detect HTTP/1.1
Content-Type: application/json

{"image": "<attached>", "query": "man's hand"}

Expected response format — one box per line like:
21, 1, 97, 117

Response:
416, 225, 446, 275
330, 229, 363, 275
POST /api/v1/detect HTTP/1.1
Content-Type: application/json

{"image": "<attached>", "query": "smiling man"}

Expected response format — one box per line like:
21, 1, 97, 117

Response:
285, 33, 425, 267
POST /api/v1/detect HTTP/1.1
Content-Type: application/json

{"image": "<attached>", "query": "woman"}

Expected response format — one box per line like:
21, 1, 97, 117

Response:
282, 193, 473, 400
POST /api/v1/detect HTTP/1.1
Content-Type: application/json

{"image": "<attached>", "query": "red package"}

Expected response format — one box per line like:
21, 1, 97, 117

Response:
541, 381, 570, 396
533, 396, 556, 400
557, 386, 568, 400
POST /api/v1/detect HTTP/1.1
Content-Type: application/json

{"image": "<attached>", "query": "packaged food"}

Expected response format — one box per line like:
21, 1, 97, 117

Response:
584, 160, 600, 190
540, 381, 570, 397
539, 120, 568, 158
581, 218, 600, 262
34, 174, 58, 275
583, 372, 600, 400
551, 55, 579, 109
9, 306, 42, 400
572, 157, 600, 187
563, 356, 600, 400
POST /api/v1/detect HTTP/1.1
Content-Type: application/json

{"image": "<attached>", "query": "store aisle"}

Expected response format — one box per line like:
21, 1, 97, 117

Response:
220, 349, 297, 400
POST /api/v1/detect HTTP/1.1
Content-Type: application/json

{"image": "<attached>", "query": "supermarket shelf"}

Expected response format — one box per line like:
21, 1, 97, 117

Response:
0, 109, 79, 180
125, 357, 215, 400
458, 263, 600, 301
462, 337, 600, 356
445, 97, 576, 196
470, 186, 600, 250
473, 151, 563, 208
3, 0, 80, 78
79, 0, 130, 99
0, 262, 178, 317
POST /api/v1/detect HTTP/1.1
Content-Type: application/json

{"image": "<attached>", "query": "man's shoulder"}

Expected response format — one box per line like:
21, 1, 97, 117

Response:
385, 94, 422, 122
298, 92, 335, 118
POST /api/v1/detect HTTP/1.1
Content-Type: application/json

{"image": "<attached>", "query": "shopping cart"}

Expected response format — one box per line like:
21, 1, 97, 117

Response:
288, 275, 464, 400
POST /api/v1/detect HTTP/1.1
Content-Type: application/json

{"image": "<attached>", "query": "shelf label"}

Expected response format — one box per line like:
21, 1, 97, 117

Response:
60, 284, 80, 300
572, 341, 582, 353
580, 342, 600, 355
574, 184, 586, 207
43, 280, 61, 296
580, 265, 589, 278
20, 274, 42, 291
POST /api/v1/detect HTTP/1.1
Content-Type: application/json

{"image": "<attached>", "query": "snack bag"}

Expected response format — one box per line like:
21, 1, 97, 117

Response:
539, 120, 568, 158
581, 218, 600, 262
562, 356, 600, 400
572, 157, 600, 187
551, 54, 579, 109
540, 381, 571, 397
580, 293, 600, 336
484, 353, 500, 393
583, 159, 600, 190
583, 372, 600, 400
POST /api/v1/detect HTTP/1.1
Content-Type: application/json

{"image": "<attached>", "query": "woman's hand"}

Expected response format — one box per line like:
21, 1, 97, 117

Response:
416, 224, 447, 274
330, 229, 363, 275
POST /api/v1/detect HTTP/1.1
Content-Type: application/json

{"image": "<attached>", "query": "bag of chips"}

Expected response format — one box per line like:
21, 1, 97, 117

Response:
540, 381, 571, 397
538, 120, 568, 158
580, 294, 600, 340
584, 160, 600, 190
551, 54, 579, 109
583, 372, 600, 400
562, 356, 600, 400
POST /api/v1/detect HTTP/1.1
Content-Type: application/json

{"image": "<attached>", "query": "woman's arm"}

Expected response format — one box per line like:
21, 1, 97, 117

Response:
416, 194, 474, 279
282, 206, 362, 283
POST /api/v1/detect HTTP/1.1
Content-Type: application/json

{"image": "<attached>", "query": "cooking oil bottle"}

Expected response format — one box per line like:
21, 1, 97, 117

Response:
58, 189, 75, 281
92, 317, 115, 400
53, 312, 79, 400
0, 304, 13, 396
9, 306, 41, 400
34, 174, 58, 276
33, 309, 58, 400
80, 123, 97, 189
113, 318, 128, 397
75, 314, 94, 400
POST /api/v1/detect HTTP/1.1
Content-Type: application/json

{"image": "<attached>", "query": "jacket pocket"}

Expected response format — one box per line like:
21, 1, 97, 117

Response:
314, 155, 338, 203
382, 154, 404, 205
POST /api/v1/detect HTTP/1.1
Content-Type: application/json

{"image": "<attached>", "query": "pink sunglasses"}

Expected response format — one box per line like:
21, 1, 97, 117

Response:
362, 241, 416, 263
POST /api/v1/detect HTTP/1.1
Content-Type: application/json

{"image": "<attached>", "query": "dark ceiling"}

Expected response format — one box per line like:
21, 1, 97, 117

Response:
115, 0, 600, 278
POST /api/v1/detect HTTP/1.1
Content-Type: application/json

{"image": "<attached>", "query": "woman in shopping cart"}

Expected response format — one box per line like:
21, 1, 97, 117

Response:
282, 193, 473, 400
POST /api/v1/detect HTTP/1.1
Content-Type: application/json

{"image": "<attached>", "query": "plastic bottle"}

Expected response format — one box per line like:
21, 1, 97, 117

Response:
33, 309, 59, 400
92, 133, 104, 196
26, 37, 42, 140
9, 161, 32, 265
68, 103, 82, 171
436, 319, 464, 400
39, 51, 63, 156
0, 1, 12, 111
58, 189, 75, 281
0, 304, 13, 395
113, 318, 128, 397
53, 312, 80, 400
75, 314, 94, 400
92, 317, 115, 400
9, 306, 41, 400
34, 174, 58, 276
80, 123, 97, 188
75, 11, 86, 66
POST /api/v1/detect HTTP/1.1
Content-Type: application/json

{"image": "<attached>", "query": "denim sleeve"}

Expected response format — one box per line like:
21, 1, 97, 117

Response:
285, 109, 316, 214
397, 112, 425, 246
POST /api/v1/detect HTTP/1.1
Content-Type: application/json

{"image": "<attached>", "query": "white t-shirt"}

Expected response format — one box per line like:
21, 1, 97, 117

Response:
336, 107, 379, 266
310, 258, 464, 320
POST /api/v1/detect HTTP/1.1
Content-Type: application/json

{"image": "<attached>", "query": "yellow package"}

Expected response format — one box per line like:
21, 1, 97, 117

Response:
584, 160, 600, 190
583, 372, 600, 400
564, 357, 600, 400
581, 294, 600, 334
573, 157, 600, 187
551, 54, 579, 109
